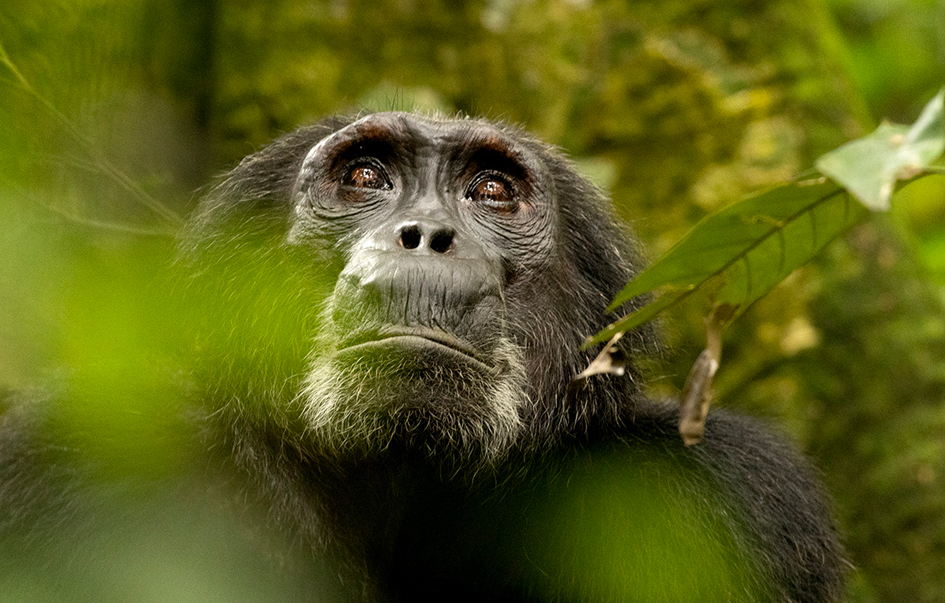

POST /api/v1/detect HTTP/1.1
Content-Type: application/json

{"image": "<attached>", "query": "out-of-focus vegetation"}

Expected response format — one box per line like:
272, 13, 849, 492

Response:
584, 94, 943, 451
0, 1, 943, 601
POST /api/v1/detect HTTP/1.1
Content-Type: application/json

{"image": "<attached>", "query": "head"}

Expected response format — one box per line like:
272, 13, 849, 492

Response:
181, 112, 653, 467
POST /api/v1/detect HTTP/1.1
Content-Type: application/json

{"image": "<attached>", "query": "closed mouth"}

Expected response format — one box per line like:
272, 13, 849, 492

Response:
337, 326, 495, 372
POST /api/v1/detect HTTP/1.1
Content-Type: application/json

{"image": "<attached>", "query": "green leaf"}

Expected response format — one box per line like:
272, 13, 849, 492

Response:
584, 91, 945, 349
815, 89, 945, 211
585, 180, 869, 346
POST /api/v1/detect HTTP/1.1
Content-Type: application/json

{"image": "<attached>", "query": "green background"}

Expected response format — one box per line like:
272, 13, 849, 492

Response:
1, 1, 943, 601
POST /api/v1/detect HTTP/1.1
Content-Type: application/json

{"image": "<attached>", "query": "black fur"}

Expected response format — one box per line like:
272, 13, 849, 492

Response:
1, 113, 845, 602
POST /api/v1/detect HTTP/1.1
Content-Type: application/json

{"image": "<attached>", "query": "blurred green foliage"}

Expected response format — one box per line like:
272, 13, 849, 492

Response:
1, 0, 943, 601
523, 449, 762, 602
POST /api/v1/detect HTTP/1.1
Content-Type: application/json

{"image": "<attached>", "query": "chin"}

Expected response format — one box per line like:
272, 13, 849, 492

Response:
299, 336, 528, 464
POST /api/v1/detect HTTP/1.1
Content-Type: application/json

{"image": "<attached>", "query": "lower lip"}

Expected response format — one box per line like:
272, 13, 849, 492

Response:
337, 335, 496, 373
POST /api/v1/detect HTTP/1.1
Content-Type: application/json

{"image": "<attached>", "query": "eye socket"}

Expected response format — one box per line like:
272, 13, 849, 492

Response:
342, 162, 391, 190
467, 173, 518, 213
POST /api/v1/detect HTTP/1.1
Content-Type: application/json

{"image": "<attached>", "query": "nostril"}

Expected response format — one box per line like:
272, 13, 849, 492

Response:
430, 230, 454, 254
399, 225, 422, 250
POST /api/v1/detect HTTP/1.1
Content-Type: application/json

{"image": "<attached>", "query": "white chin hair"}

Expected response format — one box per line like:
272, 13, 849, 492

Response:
299, 337, 528, 464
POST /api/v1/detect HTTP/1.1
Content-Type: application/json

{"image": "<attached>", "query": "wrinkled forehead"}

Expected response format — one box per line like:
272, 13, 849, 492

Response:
305, 112, 541, 170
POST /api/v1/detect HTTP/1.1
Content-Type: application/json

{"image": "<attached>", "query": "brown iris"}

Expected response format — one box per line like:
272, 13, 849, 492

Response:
469, 176, 517, 213
344, 165, 388, 189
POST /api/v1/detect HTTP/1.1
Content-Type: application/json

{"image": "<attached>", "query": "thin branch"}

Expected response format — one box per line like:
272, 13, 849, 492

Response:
0, 39, 184, 229
44, 204, 178, 237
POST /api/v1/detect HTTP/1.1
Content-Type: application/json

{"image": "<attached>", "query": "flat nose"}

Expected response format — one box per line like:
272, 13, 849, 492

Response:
397, 221, 455, 254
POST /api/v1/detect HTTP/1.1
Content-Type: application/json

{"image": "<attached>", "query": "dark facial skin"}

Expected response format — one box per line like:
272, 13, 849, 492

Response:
292, 113, 552, 364
284, 114, 574, 461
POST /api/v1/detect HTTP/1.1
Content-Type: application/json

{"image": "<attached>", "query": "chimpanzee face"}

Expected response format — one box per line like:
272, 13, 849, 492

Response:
287, 113, 563, 461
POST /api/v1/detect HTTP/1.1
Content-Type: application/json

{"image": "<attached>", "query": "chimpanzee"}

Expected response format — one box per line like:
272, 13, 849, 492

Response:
1, 112, 845, 602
